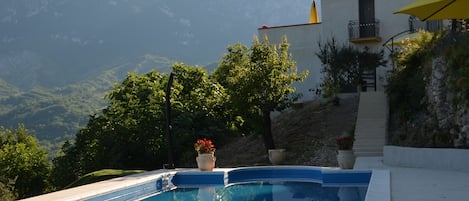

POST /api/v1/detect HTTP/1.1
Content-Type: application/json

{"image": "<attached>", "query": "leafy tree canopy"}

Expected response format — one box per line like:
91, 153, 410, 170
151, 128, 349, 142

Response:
386, 31, 441, 119
0, 183, 16, 201
0, 124, 50, 199
52, 63, 231, 188
52, 36, 309, 187
213, 35, 308, 150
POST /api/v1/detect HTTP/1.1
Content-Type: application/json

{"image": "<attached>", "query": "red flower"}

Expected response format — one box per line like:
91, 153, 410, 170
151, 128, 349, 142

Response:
335, 135, 354, 150
194, 138, 216, 154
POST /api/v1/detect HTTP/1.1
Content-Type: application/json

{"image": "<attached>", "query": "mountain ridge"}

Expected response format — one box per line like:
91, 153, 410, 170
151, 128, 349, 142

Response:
0, 53, 174, 142
0, 0, 311, 89
0, 0, 312, 146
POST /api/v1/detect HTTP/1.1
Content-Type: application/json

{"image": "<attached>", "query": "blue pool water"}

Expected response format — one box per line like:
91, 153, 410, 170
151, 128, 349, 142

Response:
142, 181, 367, 201
86, 166, 372, 201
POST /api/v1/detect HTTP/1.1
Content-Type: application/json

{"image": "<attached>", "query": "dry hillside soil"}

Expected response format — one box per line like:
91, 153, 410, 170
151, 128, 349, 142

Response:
216, 94, 359, 167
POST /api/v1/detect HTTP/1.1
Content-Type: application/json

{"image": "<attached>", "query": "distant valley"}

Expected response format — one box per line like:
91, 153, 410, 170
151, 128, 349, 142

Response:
0, 54, 173, 144
0, 0, 310, 144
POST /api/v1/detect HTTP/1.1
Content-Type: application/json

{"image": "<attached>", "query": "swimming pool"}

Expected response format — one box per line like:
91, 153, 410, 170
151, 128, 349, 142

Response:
141, 181, 367, 201
85, 166, 372, 201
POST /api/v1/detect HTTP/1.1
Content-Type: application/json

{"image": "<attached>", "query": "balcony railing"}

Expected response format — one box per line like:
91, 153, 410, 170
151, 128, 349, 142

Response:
408, 16, 443, 33
348, 19, 381, 43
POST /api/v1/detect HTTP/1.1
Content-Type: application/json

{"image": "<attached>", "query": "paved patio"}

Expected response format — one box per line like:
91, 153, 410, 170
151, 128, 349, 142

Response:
355, 157, 469, 201
353, 92, 469, 201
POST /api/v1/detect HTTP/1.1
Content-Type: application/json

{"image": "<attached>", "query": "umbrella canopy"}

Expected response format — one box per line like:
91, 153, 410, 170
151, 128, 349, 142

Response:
394, 0, 469, 21
309, 1, 319, 23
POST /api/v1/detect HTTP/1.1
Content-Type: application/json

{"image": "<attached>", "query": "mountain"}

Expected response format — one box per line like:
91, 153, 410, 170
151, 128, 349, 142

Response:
0, 79, 20, 99
0, 54, 174, 142
0, 0, 311, 142
0, 0, 311, 89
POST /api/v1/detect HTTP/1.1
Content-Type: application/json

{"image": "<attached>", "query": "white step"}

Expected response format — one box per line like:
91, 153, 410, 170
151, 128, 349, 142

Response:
351, 91, 388, 159
354, 151, 383, 157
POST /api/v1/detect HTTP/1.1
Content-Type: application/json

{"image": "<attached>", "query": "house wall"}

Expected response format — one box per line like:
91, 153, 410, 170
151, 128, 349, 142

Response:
258, 0, 415, 102
321, 0, 358, 42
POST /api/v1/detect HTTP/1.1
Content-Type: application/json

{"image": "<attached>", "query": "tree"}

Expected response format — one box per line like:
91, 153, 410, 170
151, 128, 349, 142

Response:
213, 35, 308, 150
51, 63, 231, 187
51, 70, 169, 185
0, 177, 16, 201
160, 63, 231, 165
170, 63, 229, 139
0, 124, 50, 199
50, 141, 80, 188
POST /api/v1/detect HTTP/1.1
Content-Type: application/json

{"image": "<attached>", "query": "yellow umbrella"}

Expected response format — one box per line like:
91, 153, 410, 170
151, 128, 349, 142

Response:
394, 0, 468, 21
309, 1, 319, 23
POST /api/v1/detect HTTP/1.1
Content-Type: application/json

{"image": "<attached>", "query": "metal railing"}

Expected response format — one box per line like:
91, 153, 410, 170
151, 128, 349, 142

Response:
348, 19, 380, 40
409, 16, 443, 33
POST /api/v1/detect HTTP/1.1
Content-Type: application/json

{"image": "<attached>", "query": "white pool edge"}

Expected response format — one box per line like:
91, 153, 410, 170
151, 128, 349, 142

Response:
365, 169, 391, 201
19, 169, 177, 201
21, 167, 383, 201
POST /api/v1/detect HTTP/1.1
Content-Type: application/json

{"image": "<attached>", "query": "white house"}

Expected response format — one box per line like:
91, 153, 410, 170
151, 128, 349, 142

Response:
258, 0, 445, 101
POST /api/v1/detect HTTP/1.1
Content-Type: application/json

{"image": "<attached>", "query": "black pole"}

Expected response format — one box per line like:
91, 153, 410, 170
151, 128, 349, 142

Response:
164, 72, 176, 169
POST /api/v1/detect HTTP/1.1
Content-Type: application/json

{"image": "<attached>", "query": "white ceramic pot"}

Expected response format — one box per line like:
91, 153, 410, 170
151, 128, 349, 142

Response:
268, 149, 286, 165
196, 153, 216, 171
337, 150, 356, 169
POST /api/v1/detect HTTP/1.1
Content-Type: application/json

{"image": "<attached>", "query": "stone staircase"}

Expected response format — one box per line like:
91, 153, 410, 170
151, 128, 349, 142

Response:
353, 91, 388, 157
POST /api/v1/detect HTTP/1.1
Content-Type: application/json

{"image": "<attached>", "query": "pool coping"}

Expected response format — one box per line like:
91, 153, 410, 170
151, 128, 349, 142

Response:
20, 166, 389, 201
364, 169, 390, 201
19, 169, 178, 201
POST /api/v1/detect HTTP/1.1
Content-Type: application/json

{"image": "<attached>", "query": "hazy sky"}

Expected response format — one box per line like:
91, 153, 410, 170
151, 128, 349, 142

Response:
0, 0, 325, 77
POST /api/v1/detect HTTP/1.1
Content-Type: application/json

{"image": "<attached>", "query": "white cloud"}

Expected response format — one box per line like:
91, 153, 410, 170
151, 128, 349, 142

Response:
53, 12, 62, 17
1, 37, 16, 43
1, 16, 12, 23
132, 5, 142, 14
159, 6, 174, 18
71, 37, 81, 43
179, 18, 191, 27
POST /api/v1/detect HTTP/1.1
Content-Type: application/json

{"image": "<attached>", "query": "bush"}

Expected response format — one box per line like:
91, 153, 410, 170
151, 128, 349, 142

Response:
0, 178, 16, 201
0, 125, 51, 199
386, 31, 438, 124
316, 38, 386, 99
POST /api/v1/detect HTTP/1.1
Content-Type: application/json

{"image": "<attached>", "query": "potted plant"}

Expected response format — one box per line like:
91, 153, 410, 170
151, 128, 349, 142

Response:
268, 148, 286, 165
194, 138, 216, 171
335, 133, 355, 169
